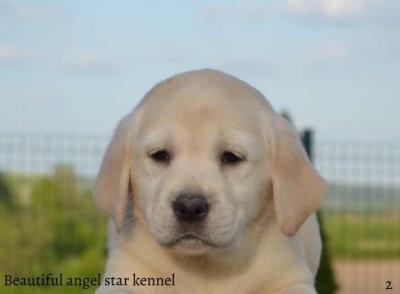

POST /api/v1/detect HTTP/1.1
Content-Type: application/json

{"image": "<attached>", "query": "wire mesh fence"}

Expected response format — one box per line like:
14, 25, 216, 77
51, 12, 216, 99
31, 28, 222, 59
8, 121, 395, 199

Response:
315, 140, 400, 293
0, 133, 399, 293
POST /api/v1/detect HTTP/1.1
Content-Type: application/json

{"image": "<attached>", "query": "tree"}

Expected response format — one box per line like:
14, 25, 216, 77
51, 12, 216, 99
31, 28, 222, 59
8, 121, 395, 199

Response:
0, 172, 13, 207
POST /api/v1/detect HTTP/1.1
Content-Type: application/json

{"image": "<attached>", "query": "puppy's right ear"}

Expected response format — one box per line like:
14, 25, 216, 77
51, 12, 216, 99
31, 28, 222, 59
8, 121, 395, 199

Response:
94, 115, 134, 231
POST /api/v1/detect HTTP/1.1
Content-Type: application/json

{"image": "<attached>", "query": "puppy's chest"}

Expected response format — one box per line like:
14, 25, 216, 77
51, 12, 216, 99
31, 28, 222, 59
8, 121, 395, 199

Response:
129, 275, 264, 294
108, 250, 287, 294
129, 266, 271, 294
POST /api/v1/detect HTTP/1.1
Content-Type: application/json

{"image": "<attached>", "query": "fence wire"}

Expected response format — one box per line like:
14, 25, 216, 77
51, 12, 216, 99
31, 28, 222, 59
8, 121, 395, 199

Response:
315, 140, 400, 293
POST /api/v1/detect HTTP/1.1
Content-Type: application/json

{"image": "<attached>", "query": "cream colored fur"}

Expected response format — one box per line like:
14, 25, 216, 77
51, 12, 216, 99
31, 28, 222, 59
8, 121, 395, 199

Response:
94, 69, 326, 294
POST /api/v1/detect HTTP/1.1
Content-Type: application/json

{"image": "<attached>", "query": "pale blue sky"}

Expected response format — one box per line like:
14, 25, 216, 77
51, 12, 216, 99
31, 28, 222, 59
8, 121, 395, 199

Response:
1, 0, 399, 141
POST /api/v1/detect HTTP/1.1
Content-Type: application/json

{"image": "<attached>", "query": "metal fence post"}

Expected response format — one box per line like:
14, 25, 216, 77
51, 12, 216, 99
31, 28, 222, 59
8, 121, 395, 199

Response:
302, 129, 313, 160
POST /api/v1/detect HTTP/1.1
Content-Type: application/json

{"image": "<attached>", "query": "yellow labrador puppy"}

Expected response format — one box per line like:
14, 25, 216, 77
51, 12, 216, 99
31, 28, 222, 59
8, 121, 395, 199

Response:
94, 69, 326, 294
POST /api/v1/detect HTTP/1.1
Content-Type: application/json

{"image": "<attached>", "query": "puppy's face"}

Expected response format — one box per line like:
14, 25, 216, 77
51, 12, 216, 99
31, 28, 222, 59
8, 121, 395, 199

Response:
132, 92, 269, 254
95, 69, 326, 256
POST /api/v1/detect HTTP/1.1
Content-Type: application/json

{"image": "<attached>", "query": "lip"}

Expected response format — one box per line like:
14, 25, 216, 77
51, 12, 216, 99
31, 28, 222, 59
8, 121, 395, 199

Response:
163, 234, 219, 248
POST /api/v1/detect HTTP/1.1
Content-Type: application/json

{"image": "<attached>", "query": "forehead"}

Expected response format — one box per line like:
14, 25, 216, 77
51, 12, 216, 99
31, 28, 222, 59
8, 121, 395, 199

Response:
137, 70, 271, 135
133, 70, 274, 152
137, 96, 262, 150
137, 106, 262, 153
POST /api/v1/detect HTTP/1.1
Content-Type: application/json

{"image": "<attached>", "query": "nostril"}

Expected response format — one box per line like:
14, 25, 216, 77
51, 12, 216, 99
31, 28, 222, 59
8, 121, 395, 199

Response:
172, 194, 209, 223
194, 201, 208, 216
174, 202, 186, 216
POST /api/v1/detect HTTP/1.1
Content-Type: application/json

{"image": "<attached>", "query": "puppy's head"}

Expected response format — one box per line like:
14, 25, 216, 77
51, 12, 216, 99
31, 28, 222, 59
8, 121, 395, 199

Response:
94, 69, 326, 255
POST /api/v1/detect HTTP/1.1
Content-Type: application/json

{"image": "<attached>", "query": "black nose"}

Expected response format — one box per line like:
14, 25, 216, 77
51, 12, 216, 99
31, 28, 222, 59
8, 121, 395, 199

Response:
172, 194, 209, 223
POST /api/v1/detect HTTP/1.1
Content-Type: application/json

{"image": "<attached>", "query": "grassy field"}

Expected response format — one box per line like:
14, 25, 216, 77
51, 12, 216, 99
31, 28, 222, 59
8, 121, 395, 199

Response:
323, 213, 400, 260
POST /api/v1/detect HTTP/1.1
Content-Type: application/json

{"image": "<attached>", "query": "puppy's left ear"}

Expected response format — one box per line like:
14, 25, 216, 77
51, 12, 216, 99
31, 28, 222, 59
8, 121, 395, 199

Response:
271, 114, 326, 236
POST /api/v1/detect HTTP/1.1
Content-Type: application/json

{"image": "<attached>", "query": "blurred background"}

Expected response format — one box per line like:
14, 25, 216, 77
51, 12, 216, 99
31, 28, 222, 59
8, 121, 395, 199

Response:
0, 1, 399, 293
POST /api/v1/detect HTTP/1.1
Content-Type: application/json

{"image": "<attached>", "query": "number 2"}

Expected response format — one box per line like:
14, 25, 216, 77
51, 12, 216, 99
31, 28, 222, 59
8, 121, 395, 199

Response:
386, 280, 393, 290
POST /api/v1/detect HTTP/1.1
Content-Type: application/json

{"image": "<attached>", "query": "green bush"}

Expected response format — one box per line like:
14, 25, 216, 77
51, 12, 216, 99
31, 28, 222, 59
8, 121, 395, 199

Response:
0, 165, 107, 294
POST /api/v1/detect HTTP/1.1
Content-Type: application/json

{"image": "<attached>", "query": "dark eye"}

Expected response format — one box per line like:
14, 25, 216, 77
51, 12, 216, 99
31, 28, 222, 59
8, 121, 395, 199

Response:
150, 150, 170, 163
221, 151, 244, 165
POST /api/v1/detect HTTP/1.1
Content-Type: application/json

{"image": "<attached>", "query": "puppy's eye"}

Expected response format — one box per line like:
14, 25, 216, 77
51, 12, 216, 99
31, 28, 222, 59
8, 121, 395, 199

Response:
150, 150, 170, 163
221, 151, 244, 165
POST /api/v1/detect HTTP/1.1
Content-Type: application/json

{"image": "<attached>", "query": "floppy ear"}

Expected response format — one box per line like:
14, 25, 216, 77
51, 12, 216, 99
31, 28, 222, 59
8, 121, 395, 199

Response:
271, 114, 326, 236
94, 115, 133, 231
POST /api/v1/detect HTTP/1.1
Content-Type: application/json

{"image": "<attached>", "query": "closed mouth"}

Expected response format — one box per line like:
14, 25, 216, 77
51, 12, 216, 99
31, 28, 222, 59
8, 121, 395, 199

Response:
163, 234, 219, 248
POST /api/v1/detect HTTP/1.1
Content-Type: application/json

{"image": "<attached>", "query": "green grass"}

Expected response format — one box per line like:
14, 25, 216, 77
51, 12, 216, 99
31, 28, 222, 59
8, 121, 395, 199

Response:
323, 213, 400, 260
